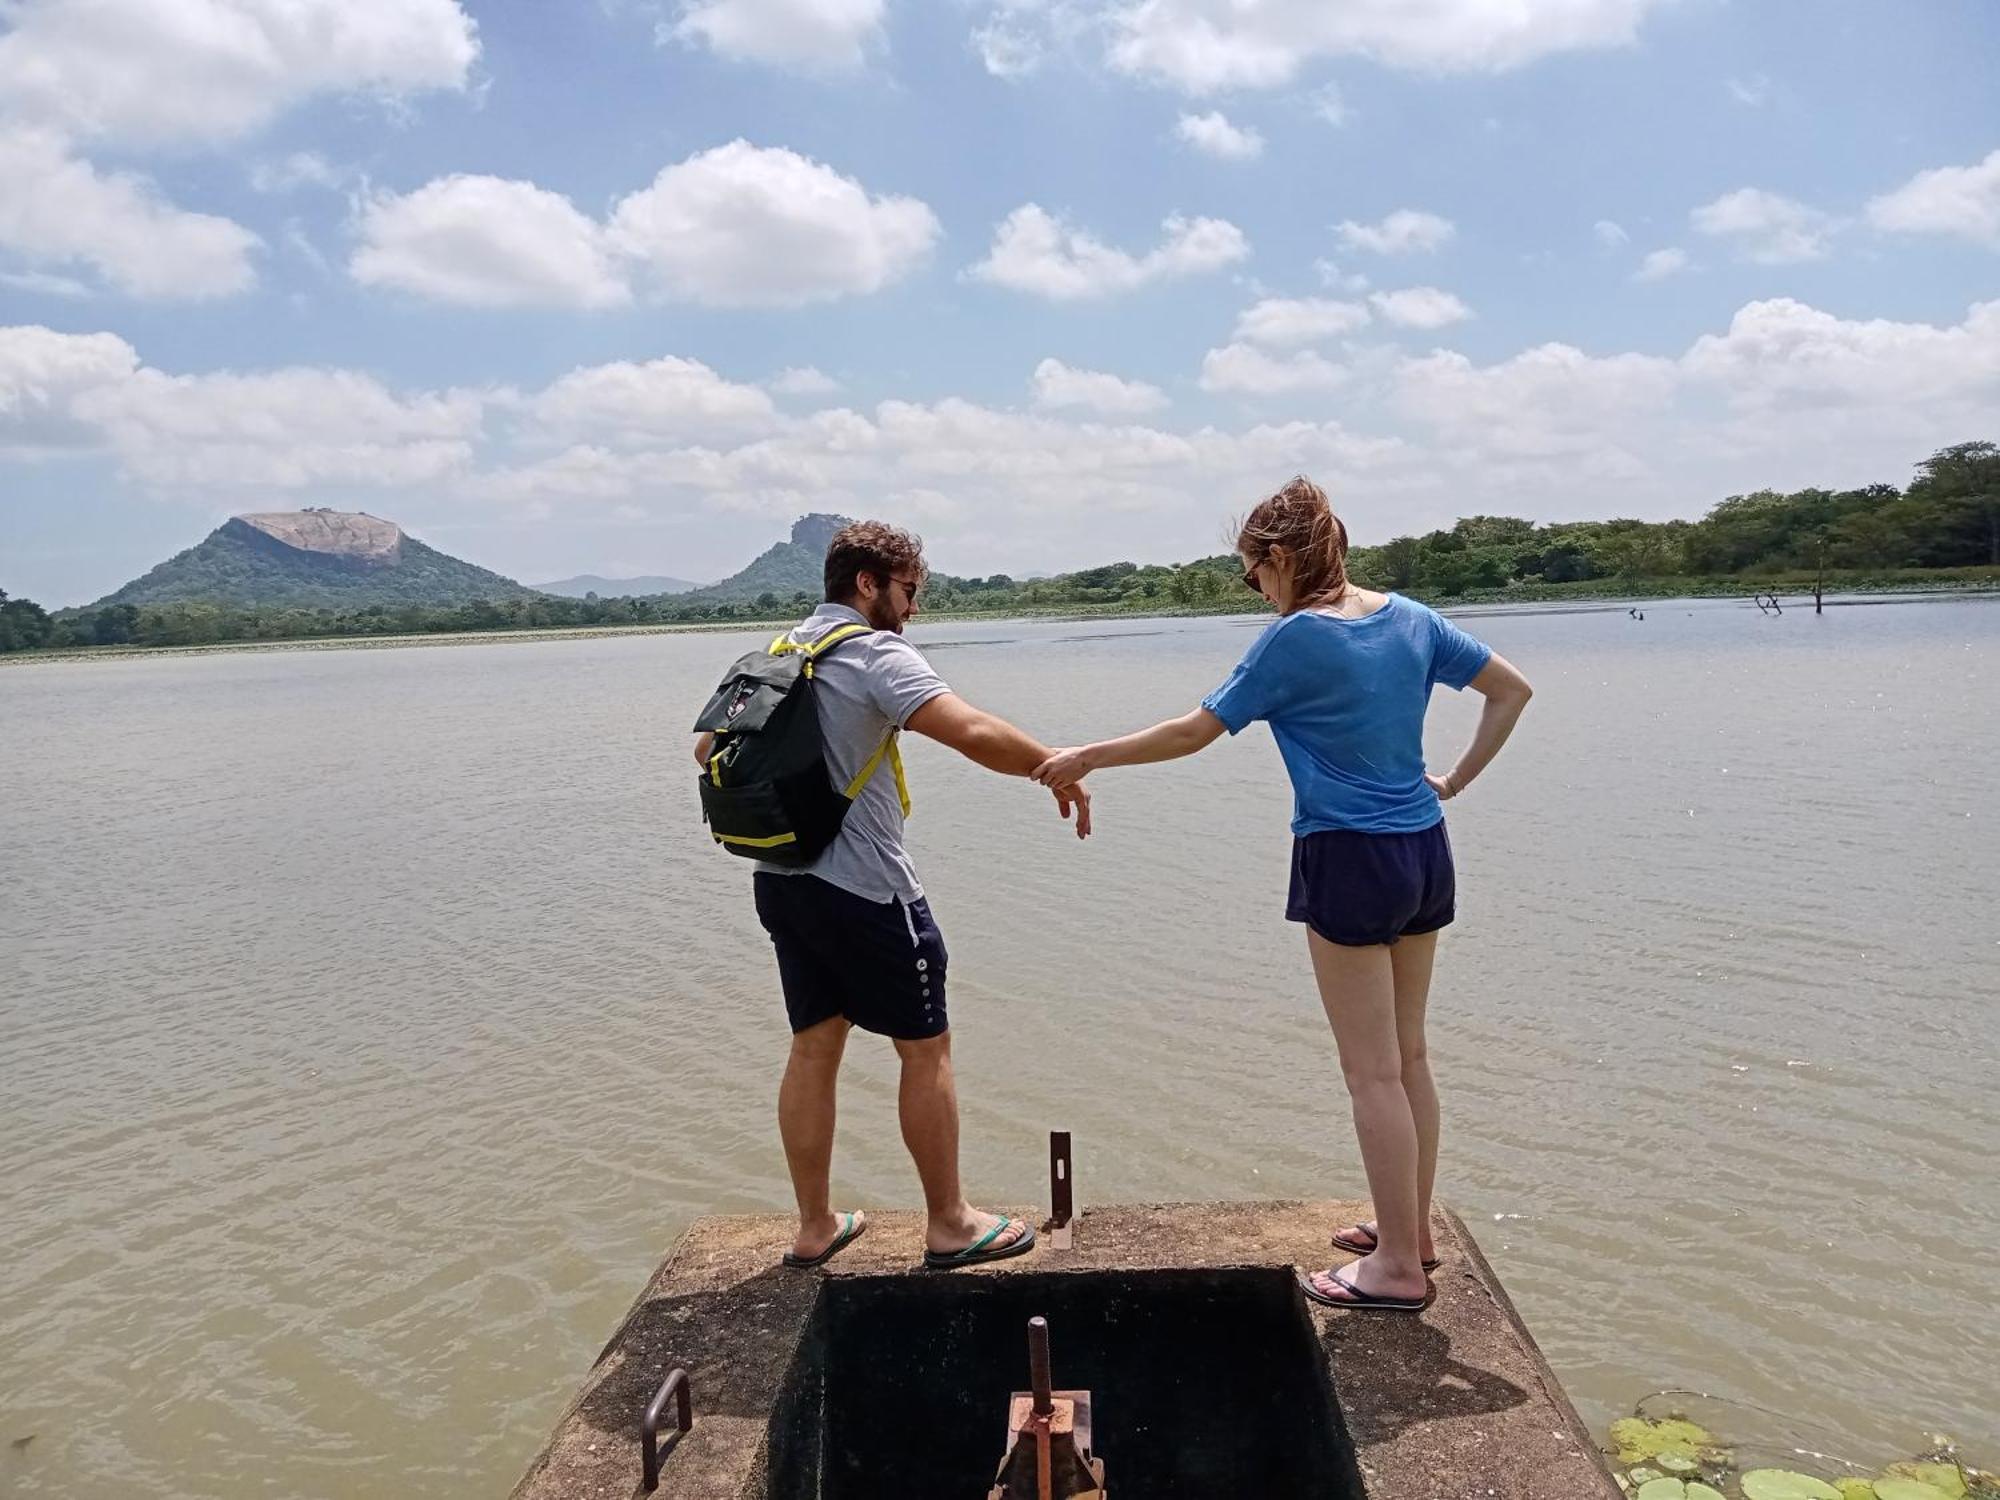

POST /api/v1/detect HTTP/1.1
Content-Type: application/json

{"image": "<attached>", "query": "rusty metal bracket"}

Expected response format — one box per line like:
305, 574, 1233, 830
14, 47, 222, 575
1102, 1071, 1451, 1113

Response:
1047, 1131, 1074, 1249
988, 1316, 1105, 1500
640, 1367, 691, 1492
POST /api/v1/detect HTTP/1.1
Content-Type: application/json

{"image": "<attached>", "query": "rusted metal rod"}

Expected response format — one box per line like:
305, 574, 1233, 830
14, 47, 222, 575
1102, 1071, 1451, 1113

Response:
1028, 1317, 1054, 1416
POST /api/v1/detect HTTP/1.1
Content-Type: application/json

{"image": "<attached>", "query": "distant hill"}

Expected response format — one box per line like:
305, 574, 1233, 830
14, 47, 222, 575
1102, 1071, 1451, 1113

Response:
533, 573, 703, 598
688, 513, 852, 601
88, 510, 542, 610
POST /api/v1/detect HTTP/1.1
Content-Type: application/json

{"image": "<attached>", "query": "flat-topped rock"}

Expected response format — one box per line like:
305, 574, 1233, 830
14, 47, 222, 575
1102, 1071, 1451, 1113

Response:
234, 510, 403, 563
513, 1200, 1617, 1499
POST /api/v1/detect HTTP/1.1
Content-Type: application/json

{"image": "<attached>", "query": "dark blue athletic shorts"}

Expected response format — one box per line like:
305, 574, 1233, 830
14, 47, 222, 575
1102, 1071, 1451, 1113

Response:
753, 872, 949, 1040
1286, 819, 1456, 948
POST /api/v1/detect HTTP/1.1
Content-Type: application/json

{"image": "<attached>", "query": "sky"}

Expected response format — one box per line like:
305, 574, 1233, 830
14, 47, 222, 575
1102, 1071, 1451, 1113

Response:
1, 0, 1997, 606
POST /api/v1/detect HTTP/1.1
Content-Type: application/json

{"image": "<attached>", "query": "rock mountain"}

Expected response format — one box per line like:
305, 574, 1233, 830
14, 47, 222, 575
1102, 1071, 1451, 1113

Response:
88, 510, 540, 611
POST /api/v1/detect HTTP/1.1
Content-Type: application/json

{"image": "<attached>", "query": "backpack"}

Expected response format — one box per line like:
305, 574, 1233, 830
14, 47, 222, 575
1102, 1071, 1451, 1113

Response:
691, 622, 910, 868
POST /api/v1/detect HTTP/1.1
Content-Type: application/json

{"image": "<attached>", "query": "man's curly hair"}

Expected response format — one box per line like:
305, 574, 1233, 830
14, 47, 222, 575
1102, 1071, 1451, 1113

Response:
824, 520, 927, 603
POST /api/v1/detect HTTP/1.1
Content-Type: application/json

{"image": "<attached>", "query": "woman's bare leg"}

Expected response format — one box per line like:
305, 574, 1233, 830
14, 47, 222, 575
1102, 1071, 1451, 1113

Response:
1391, 930, 1440, 1263
1306, 929, 1429, 1300
1329, 930, 1443, 1262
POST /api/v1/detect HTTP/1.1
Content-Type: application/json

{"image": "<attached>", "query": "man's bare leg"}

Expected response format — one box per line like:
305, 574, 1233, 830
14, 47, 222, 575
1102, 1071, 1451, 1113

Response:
893, 1030, 1028, 1255
779, 1016, 859, 1259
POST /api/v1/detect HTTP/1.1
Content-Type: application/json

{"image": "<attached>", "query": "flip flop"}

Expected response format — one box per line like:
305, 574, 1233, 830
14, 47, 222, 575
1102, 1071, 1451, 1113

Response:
923, 1215, 1037, 1270
1331, 1221, 1441, 1273
1299, 1266, 1435, 1313
783, 1210, 867, 1269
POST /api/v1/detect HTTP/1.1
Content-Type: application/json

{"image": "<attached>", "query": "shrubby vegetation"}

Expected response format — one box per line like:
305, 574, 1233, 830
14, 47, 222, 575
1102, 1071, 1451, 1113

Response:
4, 442, 1994, 655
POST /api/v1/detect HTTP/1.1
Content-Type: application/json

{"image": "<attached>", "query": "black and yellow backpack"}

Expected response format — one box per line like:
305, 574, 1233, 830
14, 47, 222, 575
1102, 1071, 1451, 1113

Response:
692, 623, 910, 867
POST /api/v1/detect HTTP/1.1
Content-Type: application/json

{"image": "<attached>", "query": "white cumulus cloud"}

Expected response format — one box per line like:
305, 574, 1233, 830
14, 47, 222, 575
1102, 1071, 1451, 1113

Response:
610, 141, 939, 307
1396, 342, 1678, 462
1233, 296, 1370, 346
1337, 209, 1454, 256
1105, 0, 1668, 93
1370, 287, 1473, 328
1867, 148, 2000, 250
1175, 110, 1264, 161
1634, 247, 1689, 282
526, 356, 778, 445
0, 0, 479, 148
1199, 342, 1347, 395
351, 175, 630, 309
967, 204, 1249, 299
1682, 296, 2000, 412
0, 130, 259, 300
666, 0, 885, 71
73, 366, 482, 489
350, 146, 936, 311
0, 324, 139, 449
1692, 188, 1837, 264
1030, 358, 1168, 414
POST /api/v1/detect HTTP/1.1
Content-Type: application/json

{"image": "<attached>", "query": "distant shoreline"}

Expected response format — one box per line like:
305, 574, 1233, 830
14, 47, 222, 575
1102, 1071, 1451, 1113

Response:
6, 575, 1996, 667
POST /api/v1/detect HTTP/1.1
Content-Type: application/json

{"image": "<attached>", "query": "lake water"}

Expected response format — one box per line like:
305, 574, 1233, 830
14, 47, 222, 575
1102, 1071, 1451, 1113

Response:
2, 596, 1995, 1497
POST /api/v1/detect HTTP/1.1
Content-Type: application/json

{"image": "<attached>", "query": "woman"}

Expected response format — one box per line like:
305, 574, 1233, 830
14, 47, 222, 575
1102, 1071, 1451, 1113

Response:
1033, 477, 1532, 1311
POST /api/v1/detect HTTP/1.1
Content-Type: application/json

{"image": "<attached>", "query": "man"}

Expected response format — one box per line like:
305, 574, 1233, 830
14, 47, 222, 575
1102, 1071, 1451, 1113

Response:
694, 520, 1090, 1270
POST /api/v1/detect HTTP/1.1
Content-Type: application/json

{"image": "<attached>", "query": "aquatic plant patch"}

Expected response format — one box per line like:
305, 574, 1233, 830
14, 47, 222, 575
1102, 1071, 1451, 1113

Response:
1602, 1401, 1992, 1500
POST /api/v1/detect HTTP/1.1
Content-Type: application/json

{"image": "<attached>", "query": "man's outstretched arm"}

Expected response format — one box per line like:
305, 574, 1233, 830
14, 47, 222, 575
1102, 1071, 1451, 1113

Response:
905, 692, 1091, 838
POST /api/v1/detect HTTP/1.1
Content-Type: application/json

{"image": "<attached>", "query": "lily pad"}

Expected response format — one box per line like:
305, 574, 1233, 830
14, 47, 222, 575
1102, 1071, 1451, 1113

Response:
1687, 1486, 1726, 1500
1837, 1482, 1879, 1500
1613, 1418, 1720, 1468
1875, 1481, 1957, 1500
1630, 1469, 1663, 1485
1636, 1481, 1687, 1500
1881, 1464, 1969, 1499
1660, 1455, 1698, 1474
1742, 1472, 1842, 1500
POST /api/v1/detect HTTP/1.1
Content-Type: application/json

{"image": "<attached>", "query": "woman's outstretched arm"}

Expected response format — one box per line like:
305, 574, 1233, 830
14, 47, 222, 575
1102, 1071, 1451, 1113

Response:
1428, 652, 1532, 801
1031, 707, 1227, 789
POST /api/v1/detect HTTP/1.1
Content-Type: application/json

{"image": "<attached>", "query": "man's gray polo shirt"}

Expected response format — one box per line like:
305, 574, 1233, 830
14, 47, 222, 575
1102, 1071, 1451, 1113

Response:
754, 603, 950, 904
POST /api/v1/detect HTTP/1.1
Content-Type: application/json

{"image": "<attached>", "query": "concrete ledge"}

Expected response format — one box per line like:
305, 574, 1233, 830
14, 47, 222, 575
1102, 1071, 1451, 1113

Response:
512, 1200, 1618, 1499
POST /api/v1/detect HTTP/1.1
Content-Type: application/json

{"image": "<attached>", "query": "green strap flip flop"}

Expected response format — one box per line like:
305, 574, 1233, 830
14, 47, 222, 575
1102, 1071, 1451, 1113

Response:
923, 1215, 1037, 1270
782, 1211, 867, 1270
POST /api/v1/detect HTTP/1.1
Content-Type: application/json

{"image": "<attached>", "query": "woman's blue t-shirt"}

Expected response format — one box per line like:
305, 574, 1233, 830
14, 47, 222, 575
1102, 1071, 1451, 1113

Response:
1200, 594, 1492, 835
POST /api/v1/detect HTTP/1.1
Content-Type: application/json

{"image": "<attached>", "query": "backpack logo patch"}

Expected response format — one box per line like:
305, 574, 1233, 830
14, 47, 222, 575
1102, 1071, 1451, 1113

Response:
726, 688, 752, 720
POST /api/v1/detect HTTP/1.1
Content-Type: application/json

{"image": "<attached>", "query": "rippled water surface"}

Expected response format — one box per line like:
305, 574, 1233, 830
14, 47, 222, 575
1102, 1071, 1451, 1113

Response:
3, 596, 1995, 1497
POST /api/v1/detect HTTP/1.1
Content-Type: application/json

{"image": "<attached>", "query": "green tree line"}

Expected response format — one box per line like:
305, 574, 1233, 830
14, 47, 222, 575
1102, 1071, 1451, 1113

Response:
5, 440, 1994, 655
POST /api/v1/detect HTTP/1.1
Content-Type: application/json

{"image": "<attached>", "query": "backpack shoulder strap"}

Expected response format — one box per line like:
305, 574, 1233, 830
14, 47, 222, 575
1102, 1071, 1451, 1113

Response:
770, 621, 873, 675
843, 731, 912, 817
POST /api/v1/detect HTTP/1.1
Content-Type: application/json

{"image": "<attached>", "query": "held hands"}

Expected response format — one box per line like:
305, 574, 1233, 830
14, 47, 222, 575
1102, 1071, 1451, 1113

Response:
1050, 780, 1092, 839
1034, 746, 1093, 839
1032, 745, 1093, 792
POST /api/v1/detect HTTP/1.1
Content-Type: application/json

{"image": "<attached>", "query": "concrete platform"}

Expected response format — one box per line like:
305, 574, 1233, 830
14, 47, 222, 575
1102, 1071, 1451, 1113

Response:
511, 1200, 1618, 1499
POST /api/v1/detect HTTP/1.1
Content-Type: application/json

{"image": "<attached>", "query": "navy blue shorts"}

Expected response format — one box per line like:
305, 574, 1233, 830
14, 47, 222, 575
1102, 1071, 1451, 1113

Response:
1286, 820, 1456, 948
753, 872, 948, 1040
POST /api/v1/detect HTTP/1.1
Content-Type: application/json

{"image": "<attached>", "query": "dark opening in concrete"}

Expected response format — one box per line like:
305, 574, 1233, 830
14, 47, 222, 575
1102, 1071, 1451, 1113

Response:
766, 1266, 1364, 1499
